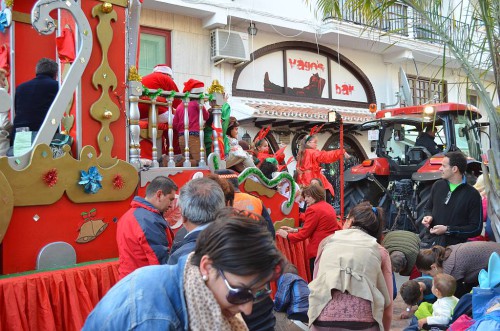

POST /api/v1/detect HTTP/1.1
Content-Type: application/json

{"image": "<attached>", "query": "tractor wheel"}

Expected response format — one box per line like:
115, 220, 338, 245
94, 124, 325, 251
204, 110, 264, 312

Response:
343, 177, 387, 216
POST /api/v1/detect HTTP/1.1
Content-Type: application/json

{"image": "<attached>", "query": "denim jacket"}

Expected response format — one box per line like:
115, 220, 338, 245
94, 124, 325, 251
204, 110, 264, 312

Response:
83, 254, 189, 330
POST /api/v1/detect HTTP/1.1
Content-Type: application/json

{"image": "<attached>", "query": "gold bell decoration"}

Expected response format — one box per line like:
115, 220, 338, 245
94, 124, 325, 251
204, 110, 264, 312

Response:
103, 110, 113, 119
207, 79, 225, 106
76, 208, 108, 243
101, 2, 113, 14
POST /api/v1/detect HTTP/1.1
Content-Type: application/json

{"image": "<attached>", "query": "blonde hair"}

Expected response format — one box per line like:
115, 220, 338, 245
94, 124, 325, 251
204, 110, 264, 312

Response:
474, 174, 486, 197
433, 273, 456, 297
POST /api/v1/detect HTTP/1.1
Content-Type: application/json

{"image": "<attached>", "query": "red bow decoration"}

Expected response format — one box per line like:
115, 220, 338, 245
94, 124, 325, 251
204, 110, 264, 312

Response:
273, 146, 286, 158
309, 124, 324, 137
56, 27, 75, 63
278, 156, 295, 172
256, 126, 271, 142
0, 44, 10, 72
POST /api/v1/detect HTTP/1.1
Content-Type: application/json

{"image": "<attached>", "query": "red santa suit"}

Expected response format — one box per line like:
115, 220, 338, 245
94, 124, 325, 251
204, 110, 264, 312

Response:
138, 65, 181, 158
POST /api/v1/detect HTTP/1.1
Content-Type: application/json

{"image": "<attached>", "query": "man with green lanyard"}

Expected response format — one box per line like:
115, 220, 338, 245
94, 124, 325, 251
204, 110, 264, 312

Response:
421, 151, 482, 248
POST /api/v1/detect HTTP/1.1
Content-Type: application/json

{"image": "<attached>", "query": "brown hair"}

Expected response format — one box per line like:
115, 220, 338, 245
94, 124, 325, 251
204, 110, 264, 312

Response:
310, 178, 323, 187
348, 201, 385, 242
226, 117, 239, 136
400, 280, 422, 306
416, 245, 451, 272
433, 273, 456, 297
302, 184, 326, 203
207, 174, 235, 206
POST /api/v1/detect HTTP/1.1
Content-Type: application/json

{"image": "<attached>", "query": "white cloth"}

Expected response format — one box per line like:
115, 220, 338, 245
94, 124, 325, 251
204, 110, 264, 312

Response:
427, 296, 459, 325
229, 137, 248, 158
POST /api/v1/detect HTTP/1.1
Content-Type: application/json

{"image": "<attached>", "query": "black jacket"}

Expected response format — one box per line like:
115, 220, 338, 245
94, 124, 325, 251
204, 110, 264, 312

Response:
424, 178, 482, 246
12, 74, 59, 143
415, 132, 441, 155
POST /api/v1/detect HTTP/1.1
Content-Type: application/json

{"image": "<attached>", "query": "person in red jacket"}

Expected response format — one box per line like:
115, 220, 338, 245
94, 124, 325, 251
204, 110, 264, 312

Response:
276, 184, 341, 276
295, 125, 350, 201
116, 176, 178, 279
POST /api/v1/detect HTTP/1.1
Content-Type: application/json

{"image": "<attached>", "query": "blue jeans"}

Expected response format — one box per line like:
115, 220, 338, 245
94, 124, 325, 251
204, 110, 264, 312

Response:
404, 316, 419, 331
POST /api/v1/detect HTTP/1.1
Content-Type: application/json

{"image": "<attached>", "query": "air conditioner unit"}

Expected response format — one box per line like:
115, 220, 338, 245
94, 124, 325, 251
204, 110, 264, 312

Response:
210, 29, 250, 64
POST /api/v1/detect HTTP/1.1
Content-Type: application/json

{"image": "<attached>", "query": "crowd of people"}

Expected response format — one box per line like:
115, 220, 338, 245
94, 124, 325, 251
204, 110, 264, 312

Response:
82, 146, 499, 331
2, 60, 499, 330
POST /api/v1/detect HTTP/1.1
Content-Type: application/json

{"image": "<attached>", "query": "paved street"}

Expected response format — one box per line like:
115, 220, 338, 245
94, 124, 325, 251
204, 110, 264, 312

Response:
392, 273, 411, 330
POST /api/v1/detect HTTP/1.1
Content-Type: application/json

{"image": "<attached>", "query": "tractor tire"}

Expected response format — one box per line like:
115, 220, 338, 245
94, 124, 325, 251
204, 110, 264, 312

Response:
343, 178, 386, 216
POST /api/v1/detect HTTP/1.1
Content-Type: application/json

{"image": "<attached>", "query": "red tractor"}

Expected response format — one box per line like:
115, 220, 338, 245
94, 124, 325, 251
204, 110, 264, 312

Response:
344, 103, 484, 232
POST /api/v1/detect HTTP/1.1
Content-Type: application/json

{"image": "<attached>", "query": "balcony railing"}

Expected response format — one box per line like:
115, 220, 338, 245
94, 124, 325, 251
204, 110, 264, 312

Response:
329, 2, 409, 36
413, 12, 470, 45
328, 2, 471, 44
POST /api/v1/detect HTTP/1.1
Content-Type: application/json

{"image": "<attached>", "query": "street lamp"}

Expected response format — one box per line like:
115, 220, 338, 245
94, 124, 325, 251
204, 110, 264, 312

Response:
328, 110, 341, 123
247, 22, 258, 36
242, 131, 252, 144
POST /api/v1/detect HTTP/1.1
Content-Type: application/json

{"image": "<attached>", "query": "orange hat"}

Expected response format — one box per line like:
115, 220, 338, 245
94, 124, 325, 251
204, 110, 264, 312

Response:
153, 64, 173, 77
183, 79, 204, 94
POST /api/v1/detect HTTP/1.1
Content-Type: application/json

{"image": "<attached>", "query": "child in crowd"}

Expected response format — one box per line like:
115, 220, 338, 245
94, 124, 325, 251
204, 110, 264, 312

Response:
225, 117, 255, 171
259, 158, 278, 180
400, 276, 436, 319
274, 263, 310, 324
417, 274, 459, 329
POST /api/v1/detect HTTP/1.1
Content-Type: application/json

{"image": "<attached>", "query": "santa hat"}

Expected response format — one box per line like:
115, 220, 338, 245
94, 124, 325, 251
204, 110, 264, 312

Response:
153, 64, 173, 77
183, 79, 205, 94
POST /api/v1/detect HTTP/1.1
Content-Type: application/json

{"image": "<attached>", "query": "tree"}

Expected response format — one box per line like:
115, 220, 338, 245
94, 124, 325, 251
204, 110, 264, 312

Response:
307, 0, 500, 240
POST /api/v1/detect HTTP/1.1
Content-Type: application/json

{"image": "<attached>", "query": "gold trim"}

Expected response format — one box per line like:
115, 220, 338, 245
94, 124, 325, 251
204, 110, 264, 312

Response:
98, 0, 128, 8
12, 11, 58, 25
12, 11, 32, 24
91, 4, 118, 167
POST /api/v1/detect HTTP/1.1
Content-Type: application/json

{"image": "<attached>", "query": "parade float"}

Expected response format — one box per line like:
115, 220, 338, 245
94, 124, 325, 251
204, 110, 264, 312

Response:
0, 1, 303, 329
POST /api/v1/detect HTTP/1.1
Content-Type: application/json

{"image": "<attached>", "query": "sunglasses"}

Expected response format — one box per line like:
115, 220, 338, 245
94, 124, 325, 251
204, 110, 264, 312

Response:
218, 269, 271, 305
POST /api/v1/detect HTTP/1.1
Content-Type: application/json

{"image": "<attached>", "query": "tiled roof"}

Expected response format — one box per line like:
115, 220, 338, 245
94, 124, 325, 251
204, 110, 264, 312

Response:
236, 98, 375, 124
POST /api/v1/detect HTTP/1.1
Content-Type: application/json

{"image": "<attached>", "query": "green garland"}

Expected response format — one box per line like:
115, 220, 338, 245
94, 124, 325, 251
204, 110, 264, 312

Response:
142, 87, 164, 99
238, 167, 296, 211
213, 154, 219, 170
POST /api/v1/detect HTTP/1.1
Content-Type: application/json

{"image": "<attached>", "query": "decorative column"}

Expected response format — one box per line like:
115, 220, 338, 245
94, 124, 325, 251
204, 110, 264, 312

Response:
182, 94, 191, 167
128, 80, 142, 170
198, 96, 206, 167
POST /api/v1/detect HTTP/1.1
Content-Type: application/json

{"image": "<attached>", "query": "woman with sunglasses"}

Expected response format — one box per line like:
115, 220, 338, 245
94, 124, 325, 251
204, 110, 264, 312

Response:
308, 201, 393, 331
83, 210, 284, 331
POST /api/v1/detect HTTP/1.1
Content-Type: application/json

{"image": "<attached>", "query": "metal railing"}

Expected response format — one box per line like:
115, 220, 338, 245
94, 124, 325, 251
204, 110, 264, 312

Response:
413, 12, 470, 45
328, 2, 471, 43
128, 84, 223, 170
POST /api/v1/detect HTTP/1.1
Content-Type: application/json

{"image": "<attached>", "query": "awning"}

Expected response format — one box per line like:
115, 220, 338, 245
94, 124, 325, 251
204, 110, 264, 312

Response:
228, 97, 375, 128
